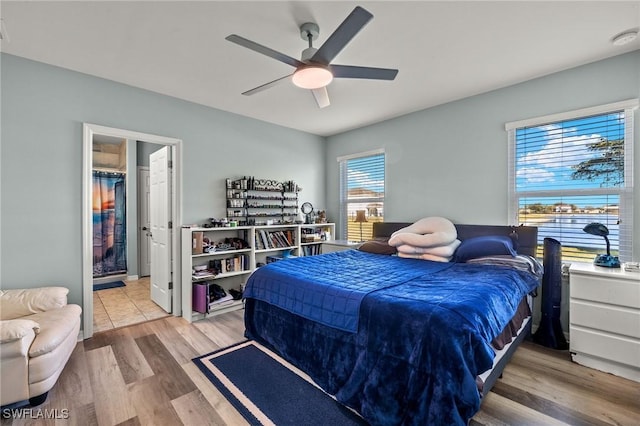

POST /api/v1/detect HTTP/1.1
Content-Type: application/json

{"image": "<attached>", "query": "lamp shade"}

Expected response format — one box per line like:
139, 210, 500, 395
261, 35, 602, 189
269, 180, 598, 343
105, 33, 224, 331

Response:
583, 222, 609, 237
292, 66, 333, 89
354, 210, 367, 223
582, 222, 620, 268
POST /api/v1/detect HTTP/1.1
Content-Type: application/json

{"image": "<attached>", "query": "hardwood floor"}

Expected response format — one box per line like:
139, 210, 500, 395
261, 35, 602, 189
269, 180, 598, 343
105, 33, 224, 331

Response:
2, 310, 638, 425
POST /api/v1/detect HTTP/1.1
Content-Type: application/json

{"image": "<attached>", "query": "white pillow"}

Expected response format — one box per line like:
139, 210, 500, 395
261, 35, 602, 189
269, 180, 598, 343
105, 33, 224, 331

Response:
397, 252, 452, 262
396, 239, 461, 257
388, 217, 457, 248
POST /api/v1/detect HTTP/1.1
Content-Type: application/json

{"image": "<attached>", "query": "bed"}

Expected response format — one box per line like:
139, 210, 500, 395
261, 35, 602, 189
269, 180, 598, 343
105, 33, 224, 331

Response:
243, 223, 540, 425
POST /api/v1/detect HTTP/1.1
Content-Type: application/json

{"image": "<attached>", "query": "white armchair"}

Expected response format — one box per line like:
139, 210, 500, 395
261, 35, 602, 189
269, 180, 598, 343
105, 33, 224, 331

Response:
0, 287, 81, 407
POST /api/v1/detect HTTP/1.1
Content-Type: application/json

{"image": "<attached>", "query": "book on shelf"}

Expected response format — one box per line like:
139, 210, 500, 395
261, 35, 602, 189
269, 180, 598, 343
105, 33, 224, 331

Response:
204, 254, 249, 275
302, 244, 322, 256
254, 233, 264, 250
274, 231, 290, 247
260, 230, 270, 249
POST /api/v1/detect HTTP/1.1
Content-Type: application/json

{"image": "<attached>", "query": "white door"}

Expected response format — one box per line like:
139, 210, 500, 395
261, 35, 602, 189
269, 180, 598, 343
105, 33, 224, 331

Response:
149, 147, 172, 312
138, 168, 151, 277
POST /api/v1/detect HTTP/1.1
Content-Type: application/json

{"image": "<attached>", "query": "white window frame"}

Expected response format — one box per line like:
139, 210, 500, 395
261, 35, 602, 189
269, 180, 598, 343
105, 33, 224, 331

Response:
506, 99, 638, 261
338, 149, 385, 240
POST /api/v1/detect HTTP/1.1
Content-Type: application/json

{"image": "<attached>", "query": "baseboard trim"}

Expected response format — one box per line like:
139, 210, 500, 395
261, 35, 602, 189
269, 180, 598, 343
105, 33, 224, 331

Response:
127, 274, 139, 281
93, 274, 127, 285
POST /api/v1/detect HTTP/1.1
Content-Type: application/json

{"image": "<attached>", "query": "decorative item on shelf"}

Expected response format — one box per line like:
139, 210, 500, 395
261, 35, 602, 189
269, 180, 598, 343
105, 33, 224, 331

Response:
354, 210, 367, 242
317, 210, 327, 223
301, 202, 314, 224
582, 222, 620, 268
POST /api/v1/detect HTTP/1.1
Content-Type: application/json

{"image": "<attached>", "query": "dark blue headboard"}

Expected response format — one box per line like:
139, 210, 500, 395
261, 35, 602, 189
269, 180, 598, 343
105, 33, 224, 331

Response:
372, 222, 538, 257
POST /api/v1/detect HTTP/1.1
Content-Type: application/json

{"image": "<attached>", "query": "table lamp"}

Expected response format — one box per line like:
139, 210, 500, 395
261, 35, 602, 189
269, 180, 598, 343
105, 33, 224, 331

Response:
354, 210, 367, 242
582, 222, 620, 268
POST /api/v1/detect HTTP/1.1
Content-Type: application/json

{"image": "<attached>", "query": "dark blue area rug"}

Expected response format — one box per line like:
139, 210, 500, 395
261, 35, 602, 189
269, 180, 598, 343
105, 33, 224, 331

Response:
93, 281, 126, 291
193, 341, 367, 426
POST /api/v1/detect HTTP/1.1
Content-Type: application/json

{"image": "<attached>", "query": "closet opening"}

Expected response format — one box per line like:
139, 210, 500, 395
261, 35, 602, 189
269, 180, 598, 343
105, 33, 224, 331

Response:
92, 135, 128, 287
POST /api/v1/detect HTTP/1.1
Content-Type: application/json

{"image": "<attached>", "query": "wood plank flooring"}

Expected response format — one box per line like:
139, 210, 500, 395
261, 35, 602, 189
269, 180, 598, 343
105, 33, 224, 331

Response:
2, 310, 638, 425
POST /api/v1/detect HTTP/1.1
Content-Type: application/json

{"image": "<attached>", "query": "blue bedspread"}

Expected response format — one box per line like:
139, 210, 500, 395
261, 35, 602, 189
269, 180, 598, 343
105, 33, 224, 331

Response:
244, 250, 540, 425
244, 250, 453, 332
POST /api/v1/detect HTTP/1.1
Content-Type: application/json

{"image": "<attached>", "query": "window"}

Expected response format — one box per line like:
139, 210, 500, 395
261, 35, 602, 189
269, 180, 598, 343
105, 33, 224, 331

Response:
338, 150, 385, 241
507, 100, 637, 262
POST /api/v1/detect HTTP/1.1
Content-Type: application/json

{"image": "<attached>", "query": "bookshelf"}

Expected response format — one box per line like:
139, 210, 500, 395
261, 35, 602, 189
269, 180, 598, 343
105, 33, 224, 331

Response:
181, 226, 251, 321
253, 224, 300, 267
226, 177, 300, 226
182, 223, 335, 322
300, 223, 335, 256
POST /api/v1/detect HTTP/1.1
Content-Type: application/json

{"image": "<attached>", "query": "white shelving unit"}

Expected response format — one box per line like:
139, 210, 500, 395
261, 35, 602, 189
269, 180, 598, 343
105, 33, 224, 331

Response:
182, 226, 253, 322
182, 223, 335, 322
299, 223, 335, 256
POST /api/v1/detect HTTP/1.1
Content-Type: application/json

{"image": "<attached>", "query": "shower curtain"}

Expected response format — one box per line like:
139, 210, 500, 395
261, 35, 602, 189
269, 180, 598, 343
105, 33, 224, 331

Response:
93, 171, 127, 277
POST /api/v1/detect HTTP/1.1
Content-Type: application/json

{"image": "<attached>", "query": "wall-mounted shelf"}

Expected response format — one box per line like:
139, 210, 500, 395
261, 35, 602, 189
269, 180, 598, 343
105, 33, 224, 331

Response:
226, 177, 300, 226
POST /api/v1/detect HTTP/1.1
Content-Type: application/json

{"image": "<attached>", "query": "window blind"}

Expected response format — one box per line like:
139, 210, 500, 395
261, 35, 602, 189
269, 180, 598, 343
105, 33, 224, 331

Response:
338, 151, 385, 241
507, 100, 636, 262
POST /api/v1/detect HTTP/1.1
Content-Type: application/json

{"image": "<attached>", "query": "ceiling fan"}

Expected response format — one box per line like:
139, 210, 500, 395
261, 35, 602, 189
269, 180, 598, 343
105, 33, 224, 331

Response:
225, 6, 398, 108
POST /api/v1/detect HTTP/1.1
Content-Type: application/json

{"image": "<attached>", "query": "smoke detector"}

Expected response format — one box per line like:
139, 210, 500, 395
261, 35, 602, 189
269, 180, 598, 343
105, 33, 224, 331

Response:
612, 30, 638, 46
0, 19, 8, 42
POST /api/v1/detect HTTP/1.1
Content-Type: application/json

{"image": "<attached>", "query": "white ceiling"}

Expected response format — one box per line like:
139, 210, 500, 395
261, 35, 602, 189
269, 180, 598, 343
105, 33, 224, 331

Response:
2, 1, 639, 137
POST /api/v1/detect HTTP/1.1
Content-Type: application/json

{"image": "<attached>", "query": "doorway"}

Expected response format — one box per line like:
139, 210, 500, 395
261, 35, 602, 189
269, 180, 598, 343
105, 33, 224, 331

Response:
82, 123, 183, 339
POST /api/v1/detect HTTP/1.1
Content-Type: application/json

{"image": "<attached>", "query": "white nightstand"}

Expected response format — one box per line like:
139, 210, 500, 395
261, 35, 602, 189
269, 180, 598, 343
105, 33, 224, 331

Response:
569, 262, 640, 382
321, 240, 362, 254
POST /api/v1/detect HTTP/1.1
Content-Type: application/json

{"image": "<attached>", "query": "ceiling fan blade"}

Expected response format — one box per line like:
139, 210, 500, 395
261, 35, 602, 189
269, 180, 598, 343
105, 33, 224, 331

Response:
311, 6, 373, 65
226, 34, 304, 68
242, 74, 293, 96
311, 87, 330, 108
331, 64, 398, 80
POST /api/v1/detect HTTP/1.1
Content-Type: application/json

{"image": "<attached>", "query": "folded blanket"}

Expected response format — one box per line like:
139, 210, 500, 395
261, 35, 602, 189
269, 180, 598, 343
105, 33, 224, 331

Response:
389, 217, 457, 248
397, 252, 452, 262
396, 239, 461, 257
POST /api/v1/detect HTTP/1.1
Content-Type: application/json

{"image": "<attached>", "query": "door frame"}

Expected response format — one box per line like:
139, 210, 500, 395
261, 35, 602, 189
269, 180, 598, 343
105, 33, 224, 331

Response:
82, 123, 183, 339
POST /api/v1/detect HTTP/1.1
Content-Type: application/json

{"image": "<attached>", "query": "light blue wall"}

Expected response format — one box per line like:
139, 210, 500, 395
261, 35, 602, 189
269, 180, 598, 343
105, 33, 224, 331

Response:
2, 51, 639, 312
326, 51, 640, 261
1, 53, 325, 306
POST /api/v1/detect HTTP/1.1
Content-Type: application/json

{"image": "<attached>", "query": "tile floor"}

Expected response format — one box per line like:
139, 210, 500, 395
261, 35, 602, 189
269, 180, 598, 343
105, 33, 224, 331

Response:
93, 276, 169, 333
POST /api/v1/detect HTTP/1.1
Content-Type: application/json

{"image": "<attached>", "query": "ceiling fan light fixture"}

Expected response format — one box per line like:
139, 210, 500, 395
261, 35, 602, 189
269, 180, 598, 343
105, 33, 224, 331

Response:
292, 66, 333, 89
